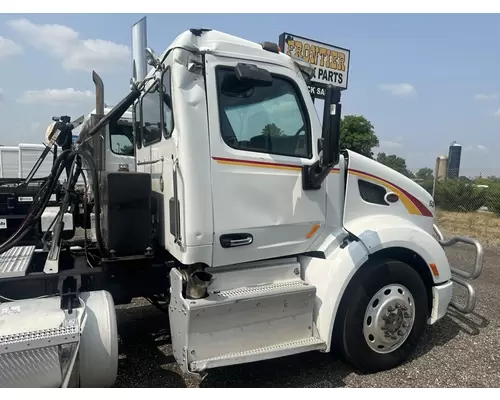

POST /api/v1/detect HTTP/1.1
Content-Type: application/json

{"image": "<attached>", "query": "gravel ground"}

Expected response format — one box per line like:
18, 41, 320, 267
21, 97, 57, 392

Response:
113, 244, 500, 388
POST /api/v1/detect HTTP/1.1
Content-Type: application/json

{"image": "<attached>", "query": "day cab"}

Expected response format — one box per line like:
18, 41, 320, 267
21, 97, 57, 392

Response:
128, 28, 473, 373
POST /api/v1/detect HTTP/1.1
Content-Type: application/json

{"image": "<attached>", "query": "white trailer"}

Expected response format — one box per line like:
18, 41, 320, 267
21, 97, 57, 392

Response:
0, 143, 55, 180
0, 18, 484, 388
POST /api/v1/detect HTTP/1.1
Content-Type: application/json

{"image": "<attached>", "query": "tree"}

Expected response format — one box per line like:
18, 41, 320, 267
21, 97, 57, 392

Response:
121, 144, 134, 156
416, 167, 433, 181
376, 152, 414, 178
414, 167, 434, 194
340, 115, 379, 158
262, 123, 284, 137
434, 180, 486, 212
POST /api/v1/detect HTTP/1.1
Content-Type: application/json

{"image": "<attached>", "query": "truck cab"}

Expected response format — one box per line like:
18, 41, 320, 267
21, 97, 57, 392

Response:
78, 106, 135, 174
135, 30, 341, 266
127, 28, 480, 374
0, 23, 484, 388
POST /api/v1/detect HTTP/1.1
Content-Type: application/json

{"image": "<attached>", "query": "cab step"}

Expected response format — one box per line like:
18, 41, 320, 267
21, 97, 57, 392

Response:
190, 336, 326, 371
169, 257, 325, 373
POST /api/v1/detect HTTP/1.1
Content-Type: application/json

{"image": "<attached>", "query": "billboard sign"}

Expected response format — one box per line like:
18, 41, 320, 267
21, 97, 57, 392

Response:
279, 33, 350, 99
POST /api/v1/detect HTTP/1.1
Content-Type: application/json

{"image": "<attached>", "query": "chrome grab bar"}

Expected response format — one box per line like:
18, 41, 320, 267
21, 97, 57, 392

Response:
137, 156, 164, 166
433, 224, 485, 314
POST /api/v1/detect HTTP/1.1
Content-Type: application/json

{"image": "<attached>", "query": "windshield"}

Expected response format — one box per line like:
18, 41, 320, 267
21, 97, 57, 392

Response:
109, 119, 134, 156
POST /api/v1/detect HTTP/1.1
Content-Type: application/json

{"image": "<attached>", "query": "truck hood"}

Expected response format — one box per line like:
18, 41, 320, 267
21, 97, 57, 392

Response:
342, 150, 435, 234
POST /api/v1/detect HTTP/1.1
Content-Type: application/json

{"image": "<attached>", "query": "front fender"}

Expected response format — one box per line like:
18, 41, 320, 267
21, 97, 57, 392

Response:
345, 215, 451, 284
300, 238, 370, 353
301, 218, 452, 353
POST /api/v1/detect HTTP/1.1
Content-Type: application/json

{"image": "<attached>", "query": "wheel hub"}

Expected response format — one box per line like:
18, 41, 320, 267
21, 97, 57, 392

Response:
363, 284, 415, 354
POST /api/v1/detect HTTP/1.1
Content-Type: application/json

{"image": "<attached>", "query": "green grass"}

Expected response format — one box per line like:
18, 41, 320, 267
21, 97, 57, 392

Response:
436, 210, 500, 248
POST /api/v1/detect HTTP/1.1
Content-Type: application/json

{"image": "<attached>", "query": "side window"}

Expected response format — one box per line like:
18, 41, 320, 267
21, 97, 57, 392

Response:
110, 119, 134, 156
133, 101, 142, 150
162, 68, 174, 138
216, 67, 311, 159
141, 81, 162, 146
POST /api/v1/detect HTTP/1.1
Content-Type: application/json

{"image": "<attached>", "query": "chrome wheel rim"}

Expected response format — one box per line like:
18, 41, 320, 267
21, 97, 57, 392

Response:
363, 284, 415, 354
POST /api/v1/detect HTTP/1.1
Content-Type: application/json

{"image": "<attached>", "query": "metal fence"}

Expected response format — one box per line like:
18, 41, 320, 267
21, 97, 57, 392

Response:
408, 167, 500, 248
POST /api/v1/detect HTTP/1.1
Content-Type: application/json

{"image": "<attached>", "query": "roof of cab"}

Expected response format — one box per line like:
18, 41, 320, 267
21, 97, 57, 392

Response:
160, 28, 297, 70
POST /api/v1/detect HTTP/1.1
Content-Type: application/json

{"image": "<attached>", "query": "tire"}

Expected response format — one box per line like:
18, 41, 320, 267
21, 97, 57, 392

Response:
333, 258, 429, 373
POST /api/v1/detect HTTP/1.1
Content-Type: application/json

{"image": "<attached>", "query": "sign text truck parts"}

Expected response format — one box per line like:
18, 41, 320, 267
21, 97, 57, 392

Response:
279, 33, 350, 99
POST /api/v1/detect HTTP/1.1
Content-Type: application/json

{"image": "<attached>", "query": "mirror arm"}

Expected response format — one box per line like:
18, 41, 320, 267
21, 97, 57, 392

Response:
302, 162, 331, 190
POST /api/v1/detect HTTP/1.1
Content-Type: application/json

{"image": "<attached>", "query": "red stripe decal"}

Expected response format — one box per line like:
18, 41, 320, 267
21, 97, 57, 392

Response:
213, 157, 302, 169
349, 168, 433, 217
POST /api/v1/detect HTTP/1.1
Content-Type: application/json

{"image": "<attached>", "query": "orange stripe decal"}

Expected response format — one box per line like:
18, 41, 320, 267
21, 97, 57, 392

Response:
213, 157, 341, 174
349, 169, 433, 217
213, 157, 302, 171
306, 223, 321, 238
212, 157, 431, 217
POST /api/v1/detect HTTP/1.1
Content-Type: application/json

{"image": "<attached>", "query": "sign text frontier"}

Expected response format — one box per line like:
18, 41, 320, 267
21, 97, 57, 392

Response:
279, 33, 350, 99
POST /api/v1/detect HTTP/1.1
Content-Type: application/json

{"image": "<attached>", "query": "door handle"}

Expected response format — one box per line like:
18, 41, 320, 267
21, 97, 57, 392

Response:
220, 233, 253, 248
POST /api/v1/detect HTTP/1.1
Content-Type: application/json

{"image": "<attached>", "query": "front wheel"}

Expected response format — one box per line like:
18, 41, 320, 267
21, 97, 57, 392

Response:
333, 258, 429, 373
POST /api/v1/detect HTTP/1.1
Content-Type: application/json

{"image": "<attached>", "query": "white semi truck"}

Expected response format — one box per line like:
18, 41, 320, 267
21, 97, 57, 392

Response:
0, 18, 484, 388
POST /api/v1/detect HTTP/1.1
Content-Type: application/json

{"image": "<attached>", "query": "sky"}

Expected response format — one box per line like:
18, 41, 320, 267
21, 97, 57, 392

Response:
0, 13, 499, 174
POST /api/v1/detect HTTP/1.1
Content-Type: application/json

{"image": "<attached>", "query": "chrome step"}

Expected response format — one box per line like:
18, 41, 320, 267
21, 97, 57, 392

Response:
197, 280, 314, 306
0, 245, 35, 279
190, 336, 326, 371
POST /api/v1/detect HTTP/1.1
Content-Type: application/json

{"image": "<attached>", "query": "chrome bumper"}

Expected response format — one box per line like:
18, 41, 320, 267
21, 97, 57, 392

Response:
433, 224, 484, 314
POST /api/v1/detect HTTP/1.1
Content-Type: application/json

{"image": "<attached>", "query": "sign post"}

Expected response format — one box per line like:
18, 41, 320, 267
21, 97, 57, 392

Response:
279, 33, 350, 101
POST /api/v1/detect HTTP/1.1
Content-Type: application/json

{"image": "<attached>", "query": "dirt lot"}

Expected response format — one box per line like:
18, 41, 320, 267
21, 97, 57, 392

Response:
113, 244, 500, 388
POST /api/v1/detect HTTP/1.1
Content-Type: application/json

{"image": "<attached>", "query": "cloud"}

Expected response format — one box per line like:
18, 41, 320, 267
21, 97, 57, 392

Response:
0, 89, 4, 103
18, 88, 94, 106
494, 108, 500, 117
378, 140, 403, 150
7, 18, 130, 72
0, 36, 23, 58
474, 93, 499, 101
379, 83, 416, 97
477, 144, 488, 153
464, 144, 489, 154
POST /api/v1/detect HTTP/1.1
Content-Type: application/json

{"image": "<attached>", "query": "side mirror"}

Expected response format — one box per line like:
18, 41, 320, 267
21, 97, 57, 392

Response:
321, 85, 341, 167
302, 85, 342, 191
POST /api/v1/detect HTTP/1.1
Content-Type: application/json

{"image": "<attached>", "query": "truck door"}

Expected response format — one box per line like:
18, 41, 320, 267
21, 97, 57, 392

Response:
205, 54, 327, 267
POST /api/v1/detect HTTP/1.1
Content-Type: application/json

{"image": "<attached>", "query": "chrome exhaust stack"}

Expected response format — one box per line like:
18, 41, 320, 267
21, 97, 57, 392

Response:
132, 17, 148, 83
131, 17, 148, 170
89, 70, 106, 172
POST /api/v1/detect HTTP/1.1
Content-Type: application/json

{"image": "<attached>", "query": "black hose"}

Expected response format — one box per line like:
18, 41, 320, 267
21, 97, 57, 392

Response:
0, 171, 62, 252
74, 148, 107, 258
49, 155, 79, 255
0, 88, 141, 256
0, 150, 69, 254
